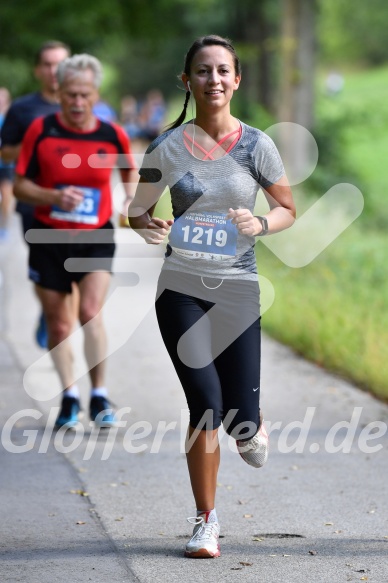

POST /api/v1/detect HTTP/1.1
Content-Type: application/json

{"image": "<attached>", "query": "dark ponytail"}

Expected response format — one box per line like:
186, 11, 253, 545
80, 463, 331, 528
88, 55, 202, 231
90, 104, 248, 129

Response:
164, 90, 191, 132
163, 35, 241, 134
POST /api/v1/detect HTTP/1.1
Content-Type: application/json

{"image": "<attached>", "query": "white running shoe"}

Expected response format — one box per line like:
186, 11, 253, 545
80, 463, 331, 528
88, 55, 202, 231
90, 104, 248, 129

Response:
184, 515, 221, 558
236, 420, 269, 468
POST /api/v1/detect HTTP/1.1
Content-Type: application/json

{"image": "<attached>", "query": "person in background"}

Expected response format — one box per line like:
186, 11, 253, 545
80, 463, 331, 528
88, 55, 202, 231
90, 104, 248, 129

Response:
121, 91, 166, 143
0, 40, 70, 347
128, 35, 295, 559
137, 89, 166, 141
0, 87, 14, 241
14, 54, 137, 428
93, 99, 117, 123
120, 94, 142, 140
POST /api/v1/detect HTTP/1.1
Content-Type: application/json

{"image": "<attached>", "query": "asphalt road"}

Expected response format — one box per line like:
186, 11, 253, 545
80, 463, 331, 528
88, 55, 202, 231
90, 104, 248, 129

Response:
0, 213, 387, 583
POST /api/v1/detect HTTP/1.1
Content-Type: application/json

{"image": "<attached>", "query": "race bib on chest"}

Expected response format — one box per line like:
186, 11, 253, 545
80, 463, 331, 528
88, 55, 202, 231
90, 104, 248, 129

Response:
169, 211, 238, 260
50, 186, 101, 225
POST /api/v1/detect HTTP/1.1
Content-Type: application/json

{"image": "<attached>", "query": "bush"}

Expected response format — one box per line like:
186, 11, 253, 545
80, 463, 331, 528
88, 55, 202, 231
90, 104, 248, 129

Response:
0, 57, 32, 96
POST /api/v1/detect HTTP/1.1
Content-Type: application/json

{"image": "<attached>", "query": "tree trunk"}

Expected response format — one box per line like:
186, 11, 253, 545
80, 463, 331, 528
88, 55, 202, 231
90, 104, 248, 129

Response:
278, 0, 316, 182
232, 0, 277, 112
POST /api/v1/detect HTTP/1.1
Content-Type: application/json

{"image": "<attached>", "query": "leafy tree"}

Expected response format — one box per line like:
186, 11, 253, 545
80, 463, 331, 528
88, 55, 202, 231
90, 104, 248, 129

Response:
318, 0, 388, 65
0, 0, 125, 93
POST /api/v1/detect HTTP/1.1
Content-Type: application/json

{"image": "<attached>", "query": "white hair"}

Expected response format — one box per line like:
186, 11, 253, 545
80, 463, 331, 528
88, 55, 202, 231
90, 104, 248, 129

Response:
57, 54, 103, 88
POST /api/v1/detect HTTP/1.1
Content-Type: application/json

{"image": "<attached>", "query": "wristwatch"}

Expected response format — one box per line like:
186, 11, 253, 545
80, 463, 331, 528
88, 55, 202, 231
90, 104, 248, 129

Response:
255, 215, 268, 236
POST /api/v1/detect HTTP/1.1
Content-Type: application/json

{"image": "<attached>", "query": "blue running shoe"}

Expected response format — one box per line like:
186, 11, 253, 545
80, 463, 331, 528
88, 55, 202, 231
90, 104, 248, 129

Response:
55, 396, 81, 428
90, 396, 116, 427
35, 312, 48, 349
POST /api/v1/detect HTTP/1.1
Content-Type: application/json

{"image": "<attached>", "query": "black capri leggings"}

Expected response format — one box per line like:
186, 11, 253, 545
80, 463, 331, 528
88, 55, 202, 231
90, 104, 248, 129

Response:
155, 270, 261, 440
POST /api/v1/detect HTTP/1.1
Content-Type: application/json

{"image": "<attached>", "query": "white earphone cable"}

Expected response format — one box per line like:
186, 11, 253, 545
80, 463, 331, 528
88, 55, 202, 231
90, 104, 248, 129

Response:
190, 89, 195, 157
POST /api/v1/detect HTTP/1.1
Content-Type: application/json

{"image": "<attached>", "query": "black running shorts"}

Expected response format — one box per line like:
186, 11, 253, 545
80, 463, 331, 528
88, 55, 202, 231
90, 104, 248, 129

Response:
28, 219, 115, 293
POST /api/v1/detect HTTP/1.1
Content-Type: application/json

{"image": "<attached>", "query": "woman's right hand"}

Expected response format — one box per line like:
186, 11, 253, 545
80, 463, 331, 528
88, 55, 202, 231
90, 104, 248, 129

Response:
142, 217, 174, 244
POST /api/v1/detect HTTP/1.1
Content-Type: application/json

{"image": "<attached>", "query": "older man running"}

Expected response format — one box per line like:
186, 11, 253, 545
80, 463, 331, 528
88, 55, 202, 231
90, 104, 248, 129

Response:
14, 54, 137, 428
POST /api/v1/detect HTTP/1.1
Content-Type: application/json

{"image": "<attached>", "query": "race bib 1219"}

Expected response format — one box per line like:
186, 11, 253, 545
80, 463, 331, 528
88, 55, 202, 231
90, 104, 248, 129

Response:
169, 211, 238, 260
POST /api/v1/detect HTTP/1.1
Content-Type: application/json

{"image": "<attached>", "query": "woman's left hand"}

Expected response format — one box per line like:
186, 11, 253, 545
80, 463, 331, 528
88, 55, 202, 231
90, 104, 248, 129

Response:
227, 208, 260, 236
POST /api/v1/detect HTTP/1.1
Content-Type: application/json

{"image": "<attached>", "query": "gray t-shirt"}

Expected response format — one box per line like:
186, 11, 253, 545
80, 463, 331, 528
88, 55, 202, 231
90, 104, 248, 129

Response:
139, 121, 284, 280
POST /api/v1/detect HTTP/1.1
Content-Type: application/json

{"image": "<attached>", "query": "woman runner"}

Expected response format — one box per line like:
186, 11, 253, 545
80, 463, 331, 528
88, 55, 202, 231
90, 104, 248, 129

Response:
128, 35, 296, 558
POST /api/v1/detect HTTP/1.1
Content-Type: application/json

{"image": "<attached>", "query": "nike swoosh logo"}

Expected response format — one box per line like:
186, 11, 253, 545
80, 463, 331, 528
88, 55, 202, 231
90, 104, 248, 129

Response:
253, 387, 259, 392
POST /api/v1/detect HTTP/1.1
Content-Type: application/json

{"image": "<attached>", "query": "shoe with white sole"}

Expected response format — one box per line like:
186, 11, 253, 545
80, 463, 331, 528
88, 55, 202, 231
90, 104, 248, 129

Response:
236, 419, 269, 468
184, 514, 221, 558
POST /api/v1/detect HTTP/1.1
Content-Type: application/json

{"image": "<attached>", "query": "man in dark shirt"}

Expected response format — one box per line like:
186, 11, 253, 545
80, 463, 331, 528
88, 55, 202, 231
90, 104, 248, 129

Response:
0, 40, 70, 348
1, 40, 71, 233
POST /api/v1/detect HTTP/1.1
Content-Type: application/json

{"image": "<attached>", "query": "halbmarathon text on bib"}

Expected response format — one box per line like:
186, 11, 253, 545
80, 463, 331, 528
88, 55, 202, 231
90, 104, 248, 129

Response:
50, 185, 101, 225
169, 211, 238, 260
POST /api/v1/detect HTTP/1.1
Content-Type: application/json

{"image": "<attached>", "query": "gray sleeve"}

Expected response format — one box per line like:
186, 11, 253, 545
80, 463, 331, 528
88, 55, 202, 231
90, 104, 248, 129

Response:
255, 133, 285, 189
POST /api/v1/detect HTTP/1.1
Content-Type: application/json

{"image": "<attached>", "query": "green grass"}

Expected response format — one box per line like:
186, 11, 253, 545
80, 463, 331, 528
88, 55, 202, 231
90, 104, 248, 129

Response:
258, 65, 388, 401
257, 227, 388, 401
317, 65, 388, 226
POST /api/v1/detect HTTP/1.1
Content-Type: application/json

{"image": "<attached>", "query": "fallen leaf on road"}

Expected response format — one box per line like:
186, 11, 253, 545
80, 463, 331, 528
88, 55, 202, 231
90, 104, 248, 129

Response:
70, 489, 89, 496
115, 517, 124, 521
243, 514, 253, 518
309, 550, 317, 555
239, 562, 252, 566
252, 537, 263, 542
325, 522, 334, 526
76, 521, 86, 525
